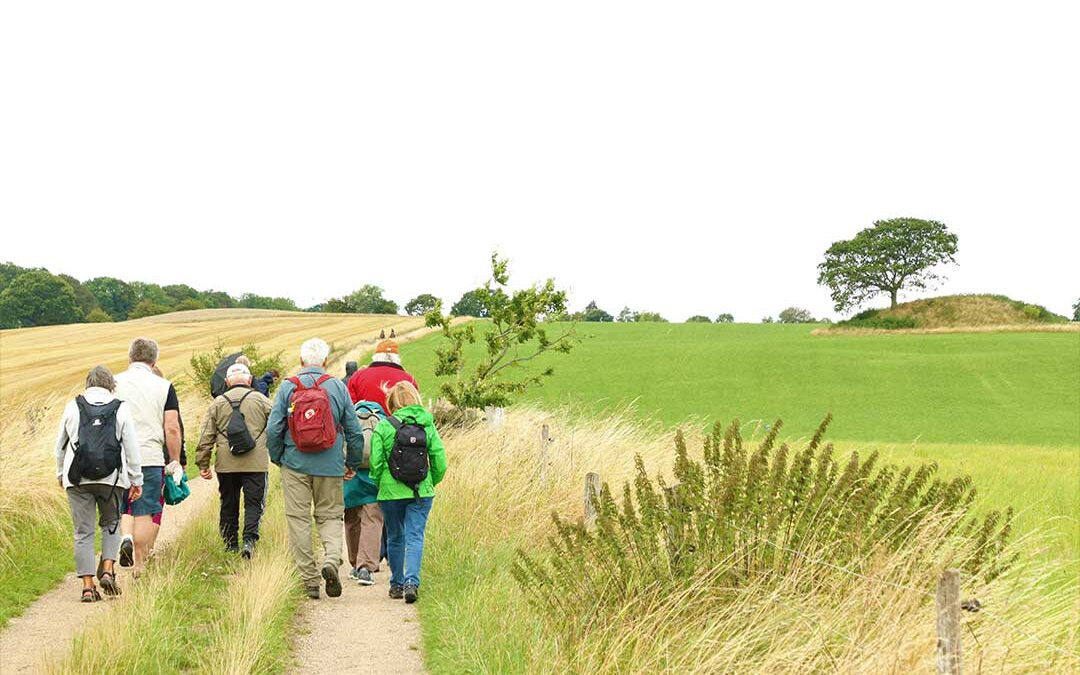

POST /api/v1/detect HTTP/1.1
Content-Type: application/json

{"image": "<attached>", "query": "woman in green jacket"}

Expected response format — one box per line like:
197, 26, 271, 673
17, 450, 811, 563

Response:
368, 381, 447, 603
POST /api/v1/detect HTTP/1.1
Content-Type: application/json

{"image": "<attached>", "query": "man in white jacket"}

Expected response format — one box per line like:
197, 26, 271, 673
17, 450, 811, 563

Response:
114, 337, 183, 573
55, 365, 143, 601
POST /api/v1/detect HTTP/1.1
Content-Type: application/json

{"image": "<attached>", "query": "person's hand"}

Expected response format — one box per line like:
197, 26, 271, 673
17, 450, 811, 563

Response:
165, 461, 183, 486
200, 468, 213, 481
129, 485, 143, 502
343, 467, 356, 481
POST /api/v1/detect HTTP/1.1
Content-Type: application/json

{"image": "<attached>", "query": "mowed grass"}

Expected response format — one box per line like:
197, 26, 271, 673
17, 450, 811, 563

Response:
401, 322, 1080, 447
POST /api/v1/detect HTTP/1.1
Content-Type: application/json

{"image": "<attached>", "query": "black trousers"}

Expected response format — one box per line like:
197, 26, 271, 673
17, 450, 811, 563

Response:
217, 471, 268, 548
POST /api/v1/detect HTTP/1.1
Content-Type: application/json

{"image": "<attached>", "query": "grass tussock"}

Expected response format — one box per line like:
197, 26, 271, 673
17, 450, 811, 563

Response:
421, 408, 1079, 674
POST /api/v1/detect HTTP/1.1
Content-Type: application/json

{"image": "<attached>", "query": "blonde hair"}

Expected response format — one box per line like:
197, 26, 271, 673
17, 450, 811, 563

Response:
384, 381, 422, 413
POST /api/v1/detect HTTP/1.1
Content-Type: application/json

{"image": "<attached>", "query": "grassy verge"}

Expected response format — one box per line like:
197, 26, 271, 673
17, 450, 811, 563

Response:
419, 408, 1079, 673
48, 469, 299, 674
0, 396, 72, 626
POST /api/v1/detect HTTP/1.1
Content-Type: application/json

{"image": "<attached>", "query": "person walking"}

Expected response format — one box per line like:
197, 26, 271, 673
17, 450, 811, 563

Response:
369, 381, 447, 604
267, 338, 365, 599
342, 360, 358, 385
114, 337, 183, 574
344, 400, 385, 586
347, 330, 419, 410
196, 362, 272, 558
54, 365, 143, 601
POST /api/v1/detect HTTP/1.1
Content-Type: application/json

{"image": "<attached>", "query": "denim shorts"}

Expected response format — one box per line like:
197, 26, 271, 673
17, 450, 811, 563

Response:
126, 467, 164, 517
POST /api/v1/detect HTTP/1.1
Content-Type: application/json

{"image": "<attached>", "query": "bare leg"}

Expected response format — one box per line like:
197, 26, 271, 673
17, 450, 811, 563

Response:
132, 516, 160, 572
120, 513, 134, 538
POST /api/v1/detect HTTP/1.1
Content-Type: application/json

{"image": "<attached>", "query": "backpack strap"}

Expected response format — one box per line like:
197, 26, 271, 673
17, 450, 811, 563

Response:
313, 374, 333, 388
287, 376, 305, 391
229, 389, 254, 409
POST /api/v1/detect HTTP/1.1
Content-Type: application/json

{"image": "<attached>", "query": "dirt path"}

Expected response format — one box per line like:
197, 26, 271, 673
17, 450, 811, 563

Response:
0, 477, 215, 674
291, 561, 425, 674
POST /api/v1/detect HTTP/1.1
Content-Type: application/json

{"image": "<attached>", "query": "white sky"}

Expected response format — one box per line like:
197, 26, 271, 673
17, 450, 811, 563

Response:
2, 2, 1077, 321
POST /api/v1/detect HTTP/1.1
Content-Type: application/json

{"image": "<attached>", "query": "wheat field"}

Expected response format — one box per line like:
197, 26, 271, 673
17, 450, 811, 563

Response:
0, 308, 425, 406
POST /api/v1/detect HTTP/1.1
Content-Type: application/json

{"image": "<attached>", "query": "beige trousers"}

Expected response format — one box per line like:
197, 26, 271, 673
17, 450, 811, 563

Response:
344, 503, 383, 572
281, 465, 344, 587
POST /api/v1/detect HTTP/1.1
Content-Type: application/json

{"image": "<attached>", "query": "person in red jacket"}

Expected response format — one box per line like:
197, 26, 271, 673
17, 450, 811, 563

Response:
348, 330, 420, 410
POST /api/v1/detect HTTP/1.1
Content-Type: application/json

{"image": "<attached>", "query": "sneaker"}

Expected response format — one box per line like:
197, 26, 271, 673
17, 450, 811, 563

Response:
355, 568, 374, 586
389, 584, 404, 599
118, 537, 134, 568
348, 567, 360, 581
241, 541, 255, 560
322, 564, 342, 598
305, 585, 320, 600
403, 584, 419, 604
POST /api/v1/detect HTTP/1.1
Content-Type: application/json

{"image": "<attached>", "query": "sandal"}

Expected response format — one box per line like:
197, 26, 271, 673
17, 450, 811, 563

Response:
99, 571, 121, 596
80, 587, 102, 603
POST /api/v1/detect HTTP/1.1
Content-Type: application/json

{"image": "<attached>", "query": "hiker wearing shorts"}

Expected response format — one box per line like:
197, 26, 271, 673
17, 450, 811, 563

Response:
267, 338, 365, 600
114, 338, 183, 574
369, 381, 448, 604
196, 362, 272, 558
54, 365, 143, 601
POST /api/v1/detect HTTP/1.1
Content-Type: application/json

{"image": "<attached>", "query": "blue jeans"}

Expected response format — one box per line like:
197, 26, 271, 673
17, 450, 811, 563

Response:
380, 497, 433, 588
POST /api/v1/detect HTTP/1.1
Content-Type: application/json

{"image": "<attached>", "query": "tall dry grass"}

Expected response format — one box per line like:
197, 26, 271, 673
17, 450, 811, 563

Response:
429, 408, 1079, 673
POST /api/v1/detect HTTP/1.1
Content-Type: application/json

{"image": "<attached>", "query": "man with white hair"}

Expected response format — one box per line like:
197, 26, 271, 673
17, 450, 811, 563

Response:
196, 362, 273, 559
267, 338, 365, 599
114, 337, 183, 573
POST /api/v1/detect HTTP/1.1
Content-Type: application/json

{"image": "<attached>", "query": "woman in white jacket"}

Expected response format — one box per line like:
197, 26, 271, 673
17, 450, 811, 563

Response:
54, 365, 143, 601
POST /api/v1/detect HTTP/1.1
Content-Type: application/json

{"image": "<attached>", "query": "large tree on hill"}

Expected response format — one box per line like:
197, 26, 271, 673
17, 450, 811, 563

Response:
817, 218, 958, 312
778, 307, 815, 323
0, 270, 82, 328
343, 285, 398, 314
58, 274, 100, 316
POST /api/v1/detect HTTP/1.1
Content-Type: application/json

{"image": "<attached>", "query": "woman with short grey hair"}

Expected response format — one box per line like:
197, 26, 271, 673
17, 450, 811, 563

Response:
54, 365, 144, 601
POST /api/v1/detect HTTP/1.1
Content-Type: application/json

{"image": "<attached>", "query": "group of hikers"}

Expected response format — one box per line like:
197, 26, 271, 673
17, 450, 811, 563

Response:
54, 331, 447, 604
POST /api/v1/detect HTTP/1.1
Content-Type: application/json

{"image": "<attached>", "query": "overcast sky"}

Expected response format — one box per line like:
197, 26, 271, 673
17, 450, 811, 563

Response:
2, 2, 1077, 321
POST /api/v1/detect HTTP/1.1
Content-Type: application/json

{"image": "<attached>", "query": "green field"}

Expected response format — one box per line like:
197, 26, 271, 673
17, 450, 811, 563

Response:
402, 322, 1079, 567
402, 322, 1080, 447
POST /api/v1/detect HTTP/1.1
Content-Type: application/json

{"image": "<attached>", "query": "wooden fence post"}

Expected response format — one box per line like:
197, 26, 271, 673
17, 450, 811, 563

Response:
936, 569, 962, 675
538, 424, 552, 486
583, 472, 601, 528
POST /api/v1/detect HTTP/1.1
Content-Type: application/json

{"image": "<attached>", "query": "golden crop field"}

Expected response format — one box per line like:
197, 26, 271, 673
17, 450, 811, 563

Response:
0, 308, 425, 406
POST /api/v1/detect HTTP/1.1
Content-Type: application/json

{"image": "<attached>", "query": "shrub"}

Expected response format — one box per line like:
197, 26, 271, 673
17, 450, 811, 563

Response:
685, 315, 712, 323
513, 417, 1014, 643
85, 308, 113, 323
838, 315, 919, 330
128, 299, 172, 319
188, 340, 285, 398
715, 313, 734, 323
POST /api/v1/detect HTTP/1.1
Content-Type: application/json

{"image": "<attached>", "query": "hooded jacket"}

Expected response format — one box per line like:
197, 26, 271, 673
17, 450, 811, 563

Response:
368, 404, 447, 501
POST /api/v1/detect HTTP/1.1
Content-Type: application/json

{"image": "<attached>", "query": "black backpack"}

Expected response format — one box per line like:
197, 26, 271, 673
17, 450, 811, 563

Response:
225, 390, 258, 455
210, 352, 244, 399
387, 416, 429, 500
68, 396, 123, 484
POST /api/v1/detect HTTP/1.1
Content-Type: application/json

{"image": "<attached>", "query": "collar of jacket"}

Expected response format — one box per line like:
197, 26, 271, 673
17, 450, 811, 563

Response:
225, 384, 253, 394
82, 386, 116, 404
367, 362, 404, 371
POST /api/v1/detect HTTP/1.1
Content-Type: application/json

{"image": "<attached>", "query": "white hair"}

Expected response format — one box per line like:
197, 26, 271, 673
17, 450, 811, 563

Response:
300, 338, 331, 366
226, 363, 251, 386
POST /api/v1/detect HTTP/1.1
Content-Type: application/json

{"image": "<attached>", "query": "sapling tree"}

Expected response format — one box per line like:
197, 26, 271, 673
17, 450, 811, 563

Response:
424, 254, 577, 409
818, 218, 958, 312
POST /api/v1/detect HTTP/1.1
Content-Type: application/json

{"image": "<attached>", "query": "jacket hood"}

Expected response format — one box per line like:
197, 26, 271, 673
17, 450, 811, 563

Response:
390, 404, 433, 425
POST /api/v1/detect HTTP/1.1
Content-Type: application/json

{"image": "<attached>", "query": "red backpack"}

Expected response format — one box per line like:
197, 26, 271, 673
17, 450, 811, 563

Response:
287, 374, 338, 453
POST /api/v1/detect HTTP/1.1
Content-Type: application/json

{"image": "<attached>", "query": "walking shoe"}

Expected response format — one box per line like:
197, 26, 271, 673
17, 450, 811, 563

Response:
241, 541, 255, 560
389, 584, 404, 599
403, 584, 419, 604
322, 563, 342, 598
348, 567, 360, 581
305, 585, 320, 600
355, 568, 374, 586
118, 537, 134, 568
